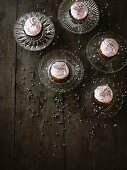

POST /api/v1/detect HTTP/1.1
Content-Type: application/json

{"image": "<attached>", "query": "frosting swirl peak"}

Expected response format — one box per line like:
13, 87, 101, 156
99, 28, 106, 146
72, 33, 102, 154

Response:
94, 85, 113, 104
24, 17, 42, 36
100, 38, 119, 57
70, 2, 88, 20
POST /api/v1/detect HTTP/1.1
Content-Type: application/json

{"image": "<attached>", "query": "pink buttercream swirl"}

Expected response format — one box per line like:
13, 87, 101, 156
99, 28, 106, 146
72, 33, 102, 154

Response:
100, 38, 119, 57
74, 2, 86, 11
24, 17, 42, 36
104, 40, 114, 53
94, 85, 113, 104
70, 2, 88, 20
50, 62, 69, 79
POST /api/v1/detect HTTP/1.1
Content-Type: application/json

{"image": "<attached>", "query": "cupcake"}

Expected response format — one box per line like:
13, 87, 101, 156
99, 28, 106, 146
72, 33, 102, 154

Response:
50, 61, 70, 83
24, 17, 42, 36
94, 85, 113, 105
69, 1, 88, 24
100, 38, 119, 57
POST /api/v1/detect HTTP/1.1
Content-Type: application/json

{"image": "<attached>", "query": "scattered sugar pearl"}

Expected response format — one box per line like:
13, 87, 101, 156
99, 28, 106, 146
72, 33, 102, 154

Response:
114, 124, 118, 127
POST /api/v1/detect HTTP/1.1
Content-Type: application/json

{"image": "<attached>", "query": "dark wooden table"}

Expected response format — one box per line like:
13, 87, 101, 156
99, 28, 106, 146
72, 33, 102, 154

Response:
0, 0, 127, 170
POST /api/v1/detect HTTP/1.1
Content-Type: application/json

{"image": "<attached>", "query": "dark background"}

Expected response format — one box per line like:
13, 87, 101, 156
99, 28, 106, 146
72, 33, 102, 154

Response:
0, 0, 127, 170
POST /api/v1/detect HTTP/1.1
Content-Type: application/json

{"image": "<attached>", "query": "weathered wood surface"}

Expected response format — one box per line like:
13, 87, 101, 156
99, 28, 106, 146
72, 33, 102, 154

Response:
0, 0, 127, 170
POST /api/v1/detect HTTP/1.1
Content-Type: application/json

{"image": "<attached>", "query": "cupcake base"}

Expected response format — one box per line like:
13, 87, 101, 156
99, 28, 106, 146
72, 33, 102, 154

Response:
93, 93, 113, 107
51, 73, 70, 83
99, 48, 118, 59
24, 27, 43, 38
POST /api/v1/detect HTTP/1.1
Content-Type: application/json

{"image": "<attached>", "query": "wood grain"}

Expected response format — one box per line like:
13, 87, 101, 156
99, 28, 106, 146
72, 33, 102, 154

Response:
0, 0, 127, 170
15, 0, 64, 170
0, 0, 16, 169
